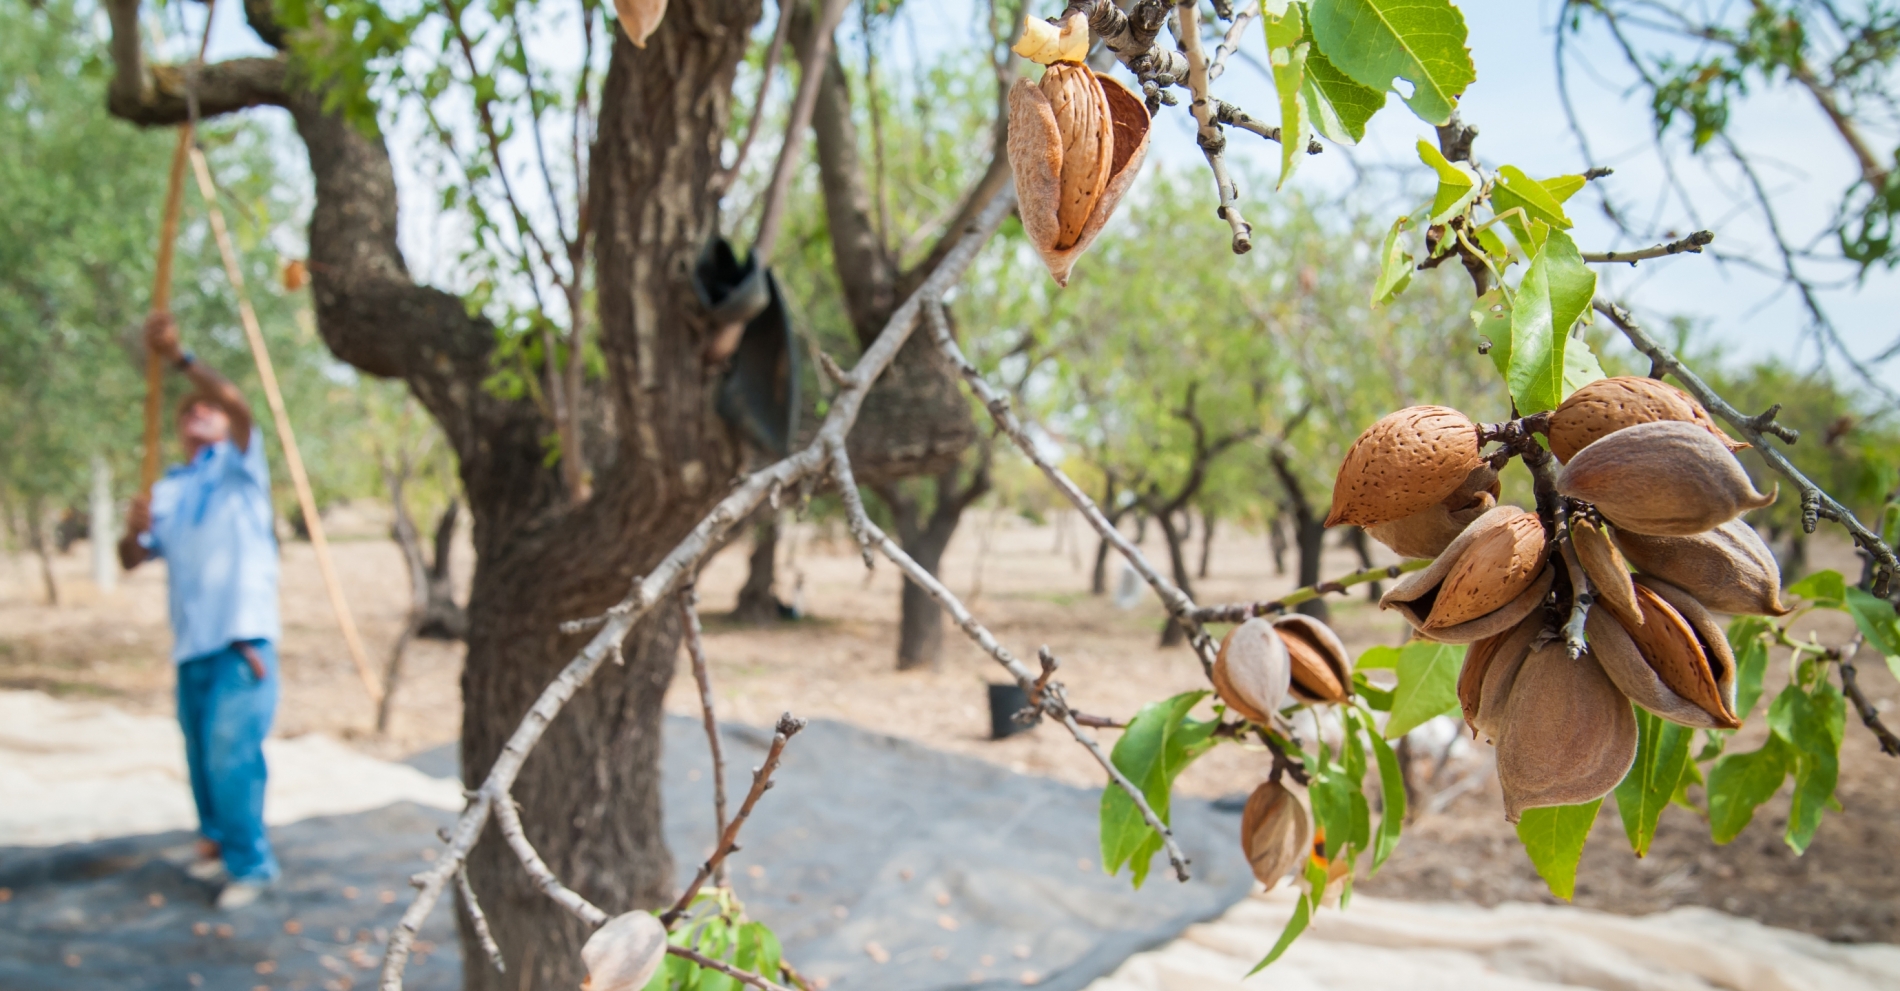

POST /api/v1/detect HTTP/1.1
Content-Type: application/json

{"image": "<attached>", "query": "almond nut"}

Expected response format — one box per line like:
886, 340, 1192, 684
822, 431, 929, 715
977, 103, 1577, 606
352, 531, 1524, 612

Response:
581, 911, 668, 991
1008, 54, 1150, 286
1326, 407, 1483, 528
1213, 618, 1292, 722
1548, 375, 1746, 463
1556, 420, 1775, 536
1274, 614, 1353, 705
1240, 780, 1312, 891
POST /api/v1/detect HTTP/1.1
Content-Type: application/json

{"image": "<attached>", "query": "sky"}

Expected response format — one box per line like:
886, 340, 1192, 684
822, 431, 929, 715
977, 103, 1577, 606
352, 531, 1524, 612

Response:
180, 0, 1900, 397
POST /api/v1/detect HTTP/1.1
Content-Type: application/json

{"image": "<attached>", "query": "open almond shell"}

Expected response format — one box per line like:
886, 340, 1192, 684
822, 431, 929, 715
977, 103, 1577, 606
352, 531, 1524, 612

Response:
1008, 69, 1150, 286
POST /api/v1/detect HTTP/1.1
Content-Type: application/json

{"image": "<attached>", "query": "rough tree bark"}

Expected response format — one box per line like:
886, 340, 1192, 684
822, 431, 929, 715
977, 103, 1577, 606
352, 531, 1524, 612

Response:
105, 3, 760, 987
731, 510, 787, 624
874, 454, 992, 670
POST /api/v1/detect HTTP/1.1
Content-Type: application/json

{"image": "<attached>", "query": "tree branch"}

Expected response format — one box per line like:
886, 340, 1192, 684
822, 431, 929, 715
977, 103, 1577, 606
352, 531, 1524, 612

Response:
1188, 560, 1431, 623
1839, 654, 1900, 757
718, 0, 795, 192
1178, 1, 1251, 254
1582, 230, 1714, 264
454, 866, 505, 974
661, 713, 806, 926
678, 586, 731, 886
666, 945, 794, 991
491, 791, 610, 927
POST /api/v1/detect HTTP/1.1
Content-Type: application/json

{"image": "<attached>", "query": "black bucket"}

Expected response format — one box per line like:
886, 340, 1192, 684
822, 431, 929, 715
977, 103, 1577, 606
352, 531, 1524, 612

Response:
988, 683, 1034, 740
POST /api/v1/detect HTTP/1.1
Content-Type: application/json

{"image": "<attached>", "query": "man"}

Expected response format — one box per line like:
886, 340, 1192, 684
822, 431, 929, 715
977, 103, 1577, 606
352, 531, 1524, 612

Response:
120, 312, 281, 910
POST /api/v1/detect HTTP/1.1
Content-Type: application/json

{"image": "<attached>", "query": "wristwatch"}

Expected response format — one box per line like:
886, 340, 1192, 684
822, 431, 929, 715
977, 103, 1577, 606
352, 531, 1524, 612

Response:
175, 351, 196, 371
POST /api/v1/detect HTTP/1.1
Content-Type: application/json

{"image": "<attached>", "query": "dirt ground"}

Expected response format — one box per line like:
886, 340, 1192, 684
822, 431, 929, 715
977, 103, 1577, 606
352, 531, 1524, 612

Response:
4, 506, 1897, 944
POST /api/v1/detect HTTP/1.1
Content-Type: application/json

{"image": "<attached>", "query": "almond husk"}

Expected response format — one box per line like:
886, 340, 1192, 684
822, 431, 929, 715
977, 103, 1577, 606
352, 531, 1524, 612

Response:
1008, 67, 1150, 286
1557, 420, 1776, 536
1424, 511, 1550, 630
1548, 375, 1746, 463
1587, 602, 1727, 729
1366, 465, 1501, 560
1273, 614, 1352, 705
581, 911, 668, 991
1633, 576, 1741, 728
612, 0, 668, 47
1213, 618, 1292, 722
1495, 642, 1638, 822
1240, 780, 1313, 891
1570, 516, 1640, 628
1326, 407, 1483, 529
1458, 609, 1546, 740
1611, 518, 1791, 617
1381, 506, 1557, 643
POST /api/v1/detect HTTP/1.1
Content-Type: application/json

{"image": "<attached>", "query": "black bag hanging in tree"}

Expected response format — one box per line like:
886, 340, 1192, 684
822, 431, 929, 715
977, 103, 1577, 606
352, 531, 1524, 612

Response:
693, 236, 799, 457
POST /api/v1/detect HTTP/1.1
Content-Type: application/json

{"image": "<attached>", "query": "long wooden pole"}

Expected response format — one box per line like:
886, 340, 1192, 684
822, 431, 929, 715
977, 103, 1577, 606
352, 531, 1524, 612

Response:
140, 125, 195, 496
189, 146, 382, 707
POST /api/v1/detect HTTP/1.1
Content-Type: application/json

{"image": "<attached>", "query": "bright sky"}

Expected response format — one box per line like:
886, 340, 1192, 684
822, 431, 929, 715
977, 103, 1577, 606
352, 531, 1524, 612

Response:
186, 0, 1900, 397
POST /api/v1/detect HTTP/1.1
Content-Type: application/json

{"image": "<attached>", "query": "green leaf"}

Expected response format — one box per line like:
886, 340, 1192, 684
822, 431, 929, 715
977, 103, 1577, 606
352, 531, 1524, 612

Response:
1417, 139, 1478, 224
1507, 229, 1596, 415
1541, 173, 1588, 204
1352, 672, 1395, 712
1727, 615, 1773, 722
1297, 5, 1386, 143
734, 922, 782, 989
1355, 645, 1402, 670
1514, 799, 1602, 901
1562, 337, 1606, 399
1265, 5, 1311, 188
1385, 641, 1464, 739
1472, 289, 1512, 377
1306, 0, 1475, 126
1786, 569, 1846, 608
1769, 680, 1846, 854
1101, 691, 1219, 887
1844, 587, 1900, 677
1490, 165, 1576, 252
1370, 216, 1414, 307
1706, 734, 1790, 844
1367, 728, 1406, 872
1308, 763, 1357, 860
1614, 706, 1692, 858
1248, 871, 1315, 973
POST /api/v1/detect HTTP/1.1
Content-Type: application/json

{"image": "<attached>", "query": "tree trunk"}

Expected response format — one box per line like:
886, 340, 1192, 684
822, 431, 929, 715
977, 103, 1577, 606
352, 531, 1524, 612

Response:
1268, 511, 1288, 576
1156, 510, 1195, 647
1344, 525, 1381, 601
1269, 450, 1329, 622
418, 500, 466, 640
1197, 511, 1216, 579
880, 459, 990, 671
732, 511, 786, 624
26, 496, 57, 607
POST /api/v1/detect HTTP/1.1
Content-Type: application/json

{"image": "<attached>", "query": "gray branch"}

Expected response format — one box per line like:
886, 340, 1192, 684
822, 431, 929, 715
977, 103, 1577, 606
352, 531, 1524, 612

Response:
453, 867, 504, 974
1583, 230, 1714, 265
678, 586, 731, 887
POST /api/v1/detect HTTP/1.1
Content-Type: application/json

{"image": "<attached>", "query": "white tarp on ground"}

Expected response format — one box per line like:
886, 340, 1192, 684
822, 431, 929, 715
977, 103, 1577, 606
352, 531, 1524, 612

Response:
1086, 887, 1900, 991
0, 689, 463, 847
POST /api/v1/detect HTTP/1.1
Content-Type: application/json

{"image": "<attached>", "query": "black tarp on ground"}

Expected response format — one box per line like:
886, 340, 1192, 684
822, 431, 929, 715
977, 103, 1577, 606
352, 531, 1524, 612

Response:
1, 716, 1251, 991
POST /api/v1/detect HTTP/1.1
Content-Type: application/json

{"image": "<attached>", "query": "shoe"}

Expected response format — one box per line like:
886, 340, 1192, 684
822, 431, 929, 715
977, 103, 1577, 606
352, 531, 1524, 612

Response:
216, 879, 269, 910
186, 858, 227, 882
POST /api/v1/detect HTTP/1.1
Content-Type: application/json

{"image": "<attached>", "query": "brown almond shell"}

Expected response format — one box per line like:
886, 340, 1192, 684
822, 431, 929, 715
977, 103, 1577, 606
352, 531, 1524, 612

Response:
1213, 618, 1292, 722
1634, 577, 1742, 728
1273, 614, 1352, 705
1548, 376, 1747, 463
1586, 606, 1725, 729
1557, 420, 1775, 536
1007, 70, 1150, 286
1424, 512, 1550, 630
1611, 519, 1791, 617
1240, 780, 1313, 891
1326, 407, 1483, 529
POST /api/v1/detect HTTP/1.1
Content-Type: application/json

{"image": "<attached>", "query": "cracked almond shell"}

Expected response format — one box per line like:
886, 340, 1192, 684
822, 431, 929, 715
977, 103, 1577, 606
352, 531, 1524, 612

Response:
1366, 465, 1501, 560
1622, 577, 1741, 728
1273, 614, 1352, 705
1557, 419, 1776, 536
1326, 407, 1483, 529
1241, 780, 1313, 891
1548, 375, 1746, 464
1213, 618, 1292, 722
1008, 66, 1150, 286
1380, 507, 1549, 632
1495, 641, 1637, 822
1611, 518, 1790, 617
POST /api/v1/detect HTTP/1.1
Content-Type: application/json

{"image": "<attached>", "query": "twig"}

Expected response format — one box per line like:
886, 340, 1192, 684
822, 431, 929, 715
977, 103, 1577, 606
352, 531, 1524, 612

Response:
1216, 100, 1324, 153
1557, 527, 1591, 660
666, 945, 795, 991
1838, 652, 1900, 757
718, 0, 796, 192
1582, 230, 1714, 264
662, 714, 807, 926
377, 187, 1016, 991
1593, 298, 1900, 590
1207, 1, 1256, 81
454, 867, 505, 974
1177, 2, 1251, 254
679, 586, 731, 886
493, 793, 610, 926
1260, 729, 1310, 786
751, 0, 851, 264
1189, 560, 1430, 623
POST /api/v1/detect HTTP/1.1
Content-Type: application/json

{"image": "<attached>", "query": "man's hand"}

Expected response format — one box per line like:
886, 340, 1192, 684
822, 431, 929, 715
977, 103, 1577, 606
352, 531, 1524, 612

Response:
119, 495, 152, 571
144, 312, 183, 364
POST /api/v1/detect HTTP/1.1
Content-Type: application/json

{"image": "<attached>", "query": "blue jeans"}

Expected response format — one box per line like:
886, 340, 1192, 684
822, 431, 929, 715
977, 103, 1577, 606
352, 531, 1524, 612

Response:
176, 640, 280, 883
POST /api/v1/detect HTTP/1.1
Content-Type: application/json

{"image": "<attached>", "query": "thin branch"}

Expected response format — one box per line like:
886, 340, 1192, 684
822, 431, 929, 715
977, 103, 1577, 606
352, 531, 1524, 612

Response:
1178, 1, 1252, 253
1216, 100, 1324, 153
377, 187, 1016, 991
719, 0, 796, 192
1207, 1, 1256, 82
679, 585, 731, 886
493, 792, 610, 926
1188, 560, 1431, 624
454, 867, 505, 974
1557, 524, 1592, 660
662, 713, 807, 926
752, 0, 852, 264
1582, 229, 1714, 264
1839, 652, 1900, 757
1594, 297, 1900, 588
666, 945, 795, 991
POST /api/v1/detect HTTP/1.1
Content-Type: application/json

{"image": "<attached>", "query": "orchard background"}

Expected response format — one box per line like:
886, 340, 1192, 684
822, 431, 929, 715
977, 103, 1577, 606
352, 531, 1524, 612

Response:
4, 0, 1900, 989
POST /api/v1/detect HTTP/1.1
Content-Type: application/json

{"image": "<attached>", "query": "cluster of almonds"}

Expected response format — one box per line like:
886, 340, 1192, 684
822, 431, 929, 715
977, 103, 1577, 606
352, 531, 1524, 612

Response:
1212, 613, 1355, 889
1327, 377, 1786, 821
1008, 14, 1151, 286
